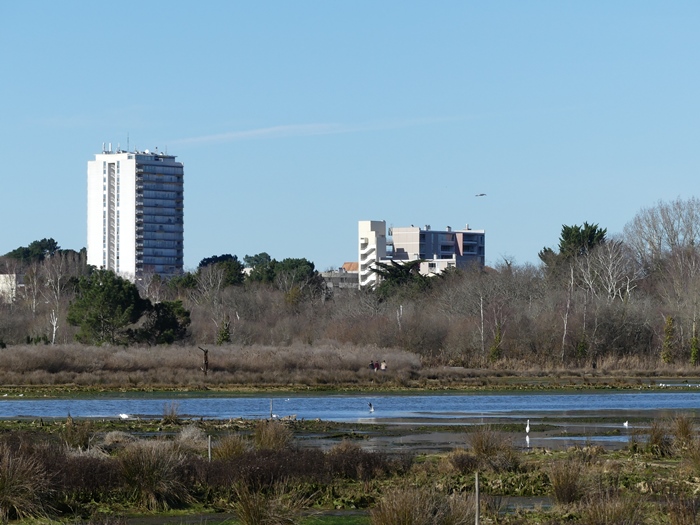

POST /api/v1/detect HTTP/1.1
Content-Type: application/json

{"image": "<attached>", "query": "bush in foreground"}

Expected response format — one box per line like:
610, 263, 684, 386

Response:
370, 486, 474, 525
548, 458, 585, 505
467, 426, 520, 472
118, 441, 191, 511
233, 482, 307, 525
253, 420, 293, 451
0, 443, 50, 522
579, 493, 644, 525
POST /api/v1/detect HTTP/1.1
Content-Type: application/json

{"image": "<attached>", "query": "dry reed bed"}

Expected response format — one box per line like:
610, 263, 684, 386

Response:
0, 343, 421, 388
0, 343, 698, 390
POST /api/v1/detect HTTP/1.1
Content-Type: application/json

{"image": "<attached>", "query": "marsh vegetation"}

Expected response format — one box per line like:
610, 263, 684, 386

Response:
0, 343, 697, 393
0, 414, 695, 523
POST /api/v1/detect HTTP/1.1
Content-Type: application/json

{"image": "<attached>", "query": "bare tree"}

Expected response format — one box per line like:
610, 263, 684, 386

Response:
577, 240, 641, 304
192, 264, 228, 341
138, 272, 166, 303
623, 196, 700, 271
40, 251, 86, 344
275, 268, 326, 304
22, 262, 42, 316
48, 309, 58, 345
560, 264, 574, 362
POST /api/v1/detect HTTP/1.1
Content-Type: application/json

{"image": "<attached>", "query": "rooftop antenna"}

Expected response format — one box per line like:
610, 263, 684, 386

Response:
127, 133, 130, 152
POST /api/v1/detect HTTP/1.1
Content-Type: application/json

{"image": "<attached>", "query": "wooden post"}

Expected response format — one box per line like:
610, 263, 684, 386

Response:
198, 347, 209, 376
208, 435, 212, 462
475, 471, 480, 525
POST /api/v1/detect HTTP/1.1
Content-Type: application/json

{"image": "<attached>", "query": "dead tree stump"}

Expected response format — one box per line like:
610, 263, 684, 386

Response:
198, 346, 209, 376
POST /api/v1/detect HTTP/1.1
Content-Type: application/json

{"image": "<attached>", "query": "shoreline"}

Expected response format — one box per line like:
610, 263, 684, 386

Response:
0, 373, 696, 398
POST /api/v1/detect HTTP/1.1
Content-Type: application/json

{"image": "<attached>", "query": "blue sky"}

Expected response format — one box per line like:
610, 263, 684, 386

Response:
2, 2, 699, 271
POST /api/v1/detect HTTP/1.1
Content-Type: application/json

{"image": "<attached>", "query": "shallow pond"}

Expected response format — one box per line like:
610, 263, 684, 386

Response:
1, 389, 699, 424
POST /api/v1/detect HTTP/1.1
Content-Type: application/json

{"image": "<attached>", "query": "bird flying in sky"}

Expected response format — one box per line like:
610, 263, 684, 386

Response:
475, 193, 486, 197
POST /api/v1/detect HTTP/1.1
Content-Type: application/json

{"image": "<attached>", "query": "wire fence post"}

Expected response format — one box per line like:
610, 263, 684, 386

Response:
475, 470, 480, 525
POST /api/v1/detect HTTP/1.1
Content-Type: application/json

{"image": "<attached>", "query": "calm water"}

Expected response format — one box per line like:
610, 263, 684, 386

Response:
1, 390, 699, 422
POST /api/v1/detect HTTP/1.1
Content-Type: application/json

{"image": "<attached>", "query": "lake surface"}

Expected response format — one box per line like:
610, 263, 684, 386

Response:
1, 390, 699, 423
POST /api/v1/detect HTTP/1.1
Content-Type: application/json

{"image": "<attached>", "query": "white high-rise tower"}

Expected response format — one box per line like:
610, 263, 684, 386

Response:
87, 145, 184, 279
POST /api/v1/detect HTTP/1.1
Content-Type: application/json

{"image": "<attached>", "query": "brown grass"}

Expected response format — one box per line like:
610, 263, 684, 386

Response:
100, 431, 137, 452
548, 458, 585, 505
2, 342, 698, 390
466, 426, 519, 472
118, 441, 191, 511
325, 441, 395, 481
579, 492, 645, 525
176, 424, 207, 453
0, 443, 50, 522
253, 420, 293, 451
213, 433, 248, 459
232, 482, 307, 525
682, 439, 700, 475
647, 420, 674, 457
666, 493, 700, 525
162, 401, 181, 425
60, 417, 94, 449
0, 343, 421, 388
672, 415, 696, 451
369, 486, 474, 525
444, 448, 479, 474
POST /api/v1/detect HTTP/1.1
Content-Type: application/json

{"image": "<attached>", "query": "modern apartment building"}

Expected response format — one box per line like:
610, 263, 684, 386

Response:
358, 220, 485, 288
87, 145, 184, 280
359, 221, 388, 289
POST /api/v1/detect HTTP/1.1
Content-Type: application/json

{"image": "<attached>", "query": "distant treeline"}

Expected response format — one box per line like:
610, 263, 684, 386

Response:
2, 197, 700, 370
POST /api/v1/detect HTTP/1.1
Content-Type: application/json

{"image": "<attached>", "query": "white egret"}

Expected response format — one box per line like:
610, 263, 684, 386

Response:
526, 420, 530, 434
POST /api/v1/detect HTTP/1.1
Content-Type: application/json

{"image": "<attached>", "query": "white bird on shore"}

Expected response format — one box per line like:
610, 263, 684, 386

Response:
526, 420, 530, 434
119, 414, 129, 420
368, 402, 374, 413
526, 434, 530, 448
623, 421, 629, 428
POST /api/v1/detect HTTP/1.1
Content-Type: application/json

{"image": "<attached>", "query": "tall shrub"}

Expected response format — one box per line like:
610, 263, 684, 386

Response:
662, 316, 676, 364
